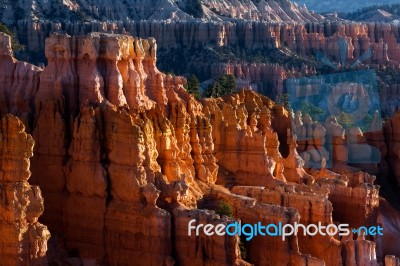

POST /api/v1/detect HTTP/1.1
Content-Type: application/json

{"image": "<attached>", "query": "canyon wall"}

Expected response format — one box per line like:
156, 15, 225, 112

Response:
13, 20, 400, 102
210, 62, 288, 97
0, 33, 50, 265
13, 20, 400, 65
0, 0, 324, 25
0, 31, 398, 265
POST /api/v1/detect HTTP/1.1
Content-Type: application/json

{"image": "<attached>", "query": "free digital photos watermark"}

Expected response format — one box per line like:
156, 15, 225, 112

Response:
188, 220, 383, 241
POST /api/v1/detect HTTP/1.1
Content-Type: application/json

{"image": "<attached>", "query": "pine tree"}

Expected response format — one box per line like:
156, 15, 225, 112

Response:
0, 23, 24, 52
220, 74, 237, 95
203, 74, 237, 98
186, 74, 200, 99
337, 111, 354, 129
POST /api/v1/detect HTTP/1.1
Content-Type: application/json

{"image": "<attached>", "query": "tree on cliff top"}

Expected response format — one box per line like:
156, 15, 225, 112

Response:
203, 74, 237, 98
185, 75, 201, 99
276, 93, 290, 109
0, 23, 24, 52
299, 101, 325, 121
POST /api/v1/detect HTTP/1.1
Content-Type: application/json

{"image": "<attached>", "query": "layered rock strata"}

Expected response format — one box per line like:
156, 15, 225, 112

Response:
13, 21, 400, 65
173, 208, 250, 266
231, 185, 341, 266
0, 32, 40, 125
0, 114, 50, 266
0, 0, 324, 25
0, 31, 397, 265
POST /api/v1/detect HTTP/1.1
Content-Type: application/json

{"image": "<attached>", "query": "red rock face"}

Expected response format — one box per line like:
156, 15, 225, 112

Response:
64, 107, 107, 262
0, 31, 399, 265
0, 114, 50, 266
173, 208, 250, 266
0, 33, 40, 126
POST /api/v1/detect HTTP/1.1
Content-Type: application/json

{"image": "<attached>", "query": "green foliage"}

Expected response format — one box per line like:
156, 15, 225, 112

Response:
239, 236, 248, 260
215, 200, 233, 218
0, 23, 24, 52
336, 112, 374, 132
337, 112, 353, 129
156, 44, 318, 84
299, 101, 325, 121
215, 200, 247, 258
360, 114, 374, 132
276, 93, 290, 109
185, 74, 201, 99
0, 23, 12, 36
204, 74, 237, 98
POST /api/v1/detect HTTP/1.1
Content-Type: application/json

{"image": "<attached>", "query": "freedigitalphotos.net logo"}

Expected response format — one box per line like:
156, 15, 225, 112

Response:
188, 220, 383, 241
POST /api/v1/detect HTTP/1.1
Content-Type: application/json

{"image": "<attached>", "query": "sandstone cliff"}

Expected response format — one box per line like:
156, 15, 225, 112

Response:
13, 20, 400, 65
0, 114, 50, 266
12, 19, 400, 106
0, 31, 397, 265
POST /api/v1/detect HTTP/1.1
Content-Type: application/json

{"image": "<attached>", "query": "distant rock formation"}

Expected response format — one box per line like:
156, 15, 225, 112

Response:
11, 20, 400, 105
0, 0, 324, 25
293, 0, 400, 13
12, 20, 400, 65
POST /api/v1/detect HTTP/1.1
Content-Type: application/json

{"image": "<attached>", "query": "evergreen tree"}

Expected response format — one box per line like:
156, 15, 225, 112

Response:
204, 82, 219, 98
203, 74, 237, 98
185, 74, 200, 99
220, 74, 236, 95
276, 93, 290, 109
0, 23, 24, 52
337, 111, 354, 129
299, 101, 325, 121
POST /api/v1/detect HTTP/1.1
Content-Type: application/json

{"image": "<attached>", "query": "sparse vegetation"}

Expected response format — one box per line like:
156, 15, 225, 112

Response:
299, 101, 325, 121
239, 236, 248, 260
185, 74, 201, 99
337, 111, 353, 129
276, 93, 290, 109
0, 23, 24, 52
341, 3, 400, 20
156, 44, 317, 83
337, 111, 374, 131
214, 200, 248, 259
215, 200, 233, 217
203, 74, 237, 98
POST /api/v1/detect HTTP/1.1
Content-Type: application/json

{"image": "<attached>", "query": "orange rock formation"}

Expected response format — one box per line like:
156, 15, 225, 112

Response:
0, 114, 50, 266
0, 31, 398, 265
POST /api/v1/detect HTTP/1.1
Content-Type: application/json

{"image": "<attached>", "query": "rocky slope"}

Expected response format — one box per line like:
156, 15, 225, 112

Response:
341, 4, 400, 23
345, 9, 399, 23
293, 0, 400, 13
0, 0, 324, 25
0, 30, 400, 265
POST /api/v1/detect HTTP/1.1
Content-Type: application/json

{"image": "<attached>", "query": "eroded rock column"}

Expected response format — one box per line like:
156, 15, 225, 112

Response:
0, 115, 50, 265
